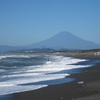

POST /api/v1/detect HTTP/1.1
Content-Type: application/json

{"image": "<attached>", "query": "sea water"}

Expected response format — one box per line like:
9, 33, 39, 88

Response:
0, 53, 99, 98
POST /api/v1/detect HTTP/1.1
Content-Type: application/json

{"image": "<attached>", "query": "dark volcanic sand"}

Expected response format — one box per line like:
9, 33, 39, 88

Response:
14, 56, 100, 100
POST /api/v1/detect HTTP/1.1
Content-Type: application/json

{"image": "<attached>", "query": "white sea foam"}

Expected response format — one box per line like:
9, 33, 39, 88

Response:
0, 56, 7, 59
0, 54, 39, 59
0, 85, 47, 95
0, 73, 69, 86
0, 55, 93, 96
0, 69, 6, 72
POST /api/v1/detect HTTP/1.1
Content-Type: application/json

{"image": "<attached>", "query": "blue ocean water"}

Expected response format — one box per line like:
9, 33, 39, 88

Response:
0, 54, 99, 100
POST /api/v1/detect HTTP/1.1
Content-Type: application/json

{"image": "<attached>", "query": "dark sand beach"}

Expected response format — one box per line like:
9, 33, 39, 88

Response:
14, 55, 100, 100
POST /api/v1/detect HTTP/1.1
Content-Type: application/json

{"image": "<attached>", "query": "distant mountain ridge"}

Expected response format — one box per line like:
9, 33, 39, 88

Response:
0, 45, 22, 53
28, 31, 100, 50
0, 31, 100, 52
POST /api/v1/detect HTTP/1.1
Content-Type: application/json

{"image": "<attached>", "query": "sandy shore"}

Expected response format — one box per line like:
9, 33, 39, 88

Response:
14, 55, 100, 100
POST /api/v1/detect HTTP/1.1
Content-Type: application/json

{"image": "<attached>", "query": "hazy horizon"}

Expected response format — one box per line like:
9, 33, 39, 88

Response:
0, 0, 100, 46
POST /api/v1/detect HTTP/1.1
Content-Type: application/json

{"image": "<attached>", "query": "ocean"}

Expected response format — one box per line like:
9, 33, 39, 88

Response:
0, 53, 99, 100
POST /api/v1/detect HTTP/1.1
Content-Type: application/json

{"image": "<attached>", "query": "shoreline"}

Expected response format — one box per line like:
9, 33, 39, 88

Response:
14, 55, 100, 100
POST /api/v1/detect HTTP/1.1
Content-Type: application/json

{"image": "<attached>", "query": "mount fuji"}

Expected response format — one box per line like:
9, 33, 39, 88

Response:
0, 31, 100, 52
28, 31, 99, 50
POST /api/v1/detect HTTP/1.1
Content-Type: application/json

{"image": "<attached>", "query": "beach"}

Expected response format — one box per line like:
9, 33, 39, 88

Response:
14, 54, 100, 100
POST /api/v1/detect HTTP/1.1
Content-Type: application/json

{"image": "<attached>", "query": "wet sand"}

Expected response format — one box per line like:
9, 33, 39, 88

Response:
14, 55, 100, 100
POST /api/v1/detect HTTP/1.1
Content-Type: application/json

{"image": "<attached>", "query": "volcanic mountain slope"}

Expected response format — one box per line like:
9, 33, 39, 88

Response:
29, 31, 99, 50
0, 31, 100, 52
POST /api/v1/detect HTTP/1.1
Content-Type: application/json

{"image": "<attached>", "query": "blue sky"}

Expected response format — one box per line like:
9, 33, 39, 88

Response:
0, 0, 100, 46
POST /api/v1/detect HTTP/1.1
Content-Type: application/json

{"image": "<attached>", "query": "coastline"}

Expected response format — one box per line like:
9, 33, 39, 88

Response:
14, 55, 100, 100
